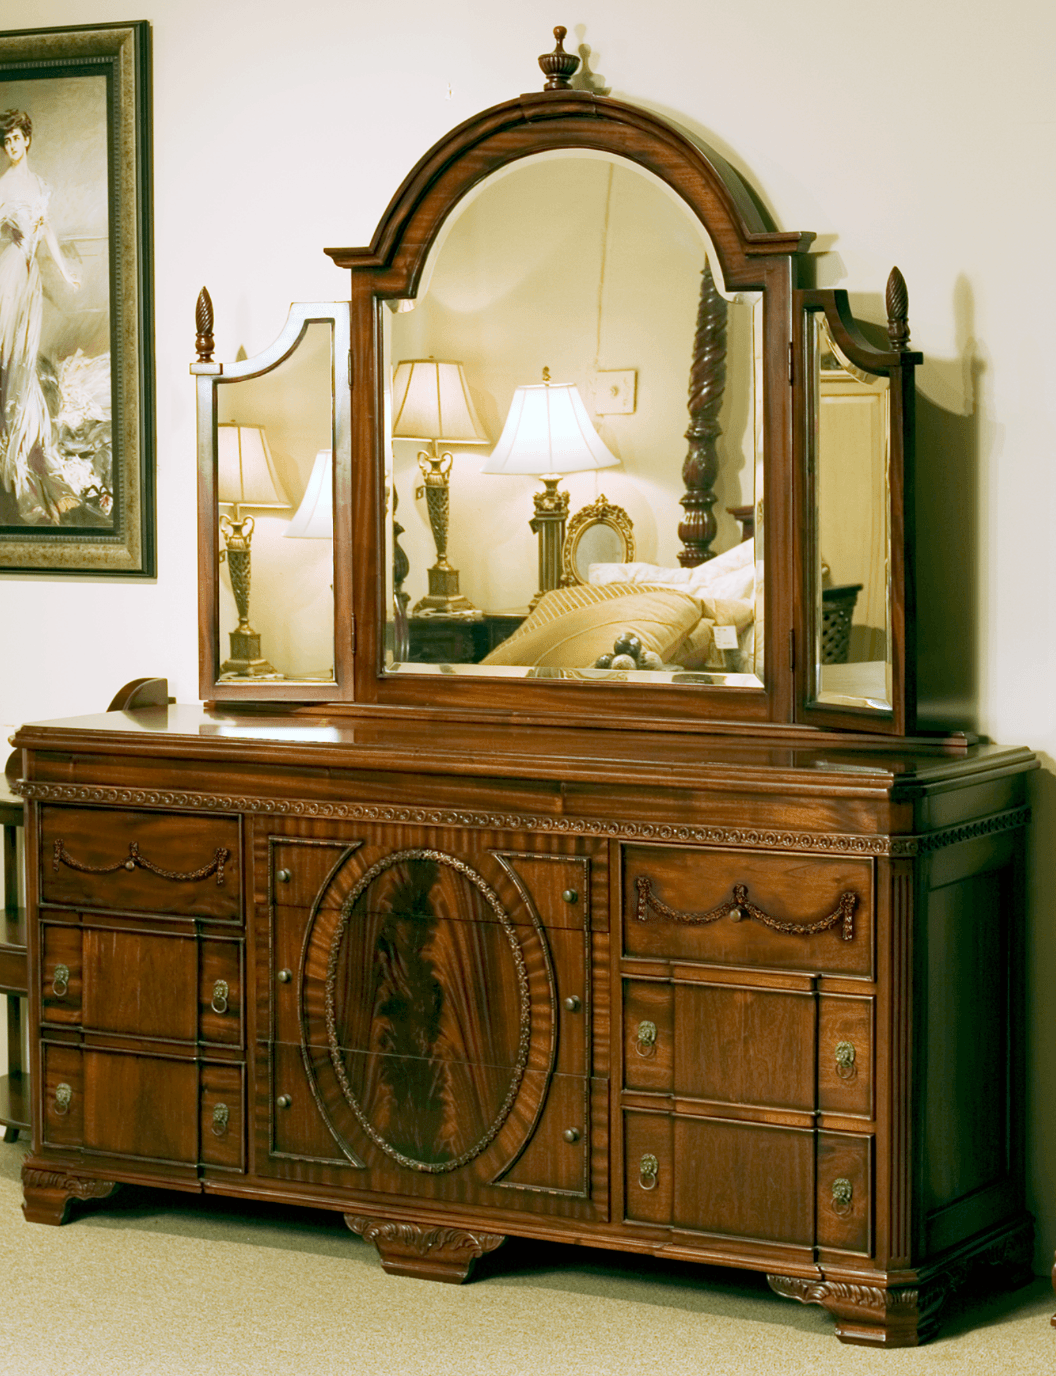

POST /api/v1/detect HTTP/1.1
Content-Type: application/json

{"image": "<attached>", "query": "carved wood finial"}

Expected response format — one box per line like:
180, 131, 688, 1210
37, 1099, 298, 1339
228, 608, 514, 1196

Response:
678, 260, 728, 567
886, 266, 910, 350
538, 26, 580, 90
195, 286, 215, 363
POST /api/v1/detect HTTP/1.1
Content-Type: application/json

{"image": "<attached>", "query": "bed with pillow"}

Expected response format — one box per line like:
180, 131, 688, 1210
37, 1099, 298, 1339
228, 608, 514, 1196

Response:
481, 538, 759, 676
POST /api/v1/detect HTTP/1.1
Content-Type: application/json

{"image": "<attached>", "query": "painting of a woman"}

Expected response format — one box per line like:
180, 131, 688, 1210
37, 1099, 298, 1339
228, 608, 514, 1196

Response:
0, 107, 91, 524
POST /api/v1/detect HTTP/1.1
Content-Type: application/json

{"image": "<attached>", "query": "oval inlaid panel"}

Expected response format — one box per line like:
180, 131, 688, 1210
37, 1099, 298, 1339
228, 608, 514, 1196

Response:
323, 849, 530, 1172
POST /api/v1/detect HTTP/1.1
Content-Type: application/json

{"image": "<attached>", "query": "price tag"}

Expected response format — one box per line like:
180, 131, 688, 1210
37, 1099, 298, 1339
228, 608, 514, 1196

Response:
713, 624, 739, 650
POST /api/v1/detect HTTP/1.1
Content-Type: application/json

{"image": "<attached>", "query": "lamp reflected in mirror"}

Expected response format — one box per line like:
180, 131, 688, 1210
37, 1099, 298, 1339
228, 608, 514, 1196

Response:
284, 448, 333, 539
392, 359, 489, 616
482, 370, 620, 607
217, 422, 291, 678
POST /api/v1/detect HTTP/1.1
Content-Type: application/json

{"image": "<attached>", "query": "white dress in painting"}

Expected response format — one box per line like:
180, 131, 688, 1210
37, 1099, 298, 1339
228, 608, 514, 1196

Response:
0, 178, 80, 523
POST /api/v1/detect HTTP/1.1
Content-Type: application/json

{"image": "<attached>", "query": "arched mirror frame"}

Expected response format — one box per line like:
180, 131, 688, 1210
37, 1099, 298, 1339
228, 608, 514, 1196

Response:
192, 300, 354, 704
794, 277, 921, 736
327, 89, 817, 732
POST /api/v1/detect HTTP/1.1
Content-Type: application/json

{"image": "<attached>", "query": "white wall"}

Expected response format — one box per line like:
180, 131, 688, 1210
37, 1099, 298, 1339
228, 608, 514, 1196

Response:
2, 0, 1055, 1269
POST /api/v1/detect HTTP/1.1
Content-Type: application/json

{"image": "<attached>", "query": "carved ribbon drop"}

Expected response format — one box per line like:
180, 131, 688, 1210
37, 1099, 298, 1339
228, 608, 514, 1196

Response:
636, 878, 857, 941
53, 839, 229, 887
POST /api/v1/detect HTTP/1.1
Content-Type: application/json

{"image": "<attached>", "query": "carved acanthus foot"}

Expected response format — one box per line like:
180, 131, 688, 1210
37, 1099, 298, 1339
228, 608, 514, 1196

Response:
21, 1164, 119, 1226
345, 1214, 506, 1283
766, 1274, 946, 1347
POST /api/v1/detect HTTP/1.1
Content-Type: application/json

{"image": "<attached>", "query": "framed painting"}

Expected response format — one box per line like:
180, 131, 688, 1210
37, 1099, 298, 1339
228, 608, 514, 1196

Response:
0, 20, 154, 576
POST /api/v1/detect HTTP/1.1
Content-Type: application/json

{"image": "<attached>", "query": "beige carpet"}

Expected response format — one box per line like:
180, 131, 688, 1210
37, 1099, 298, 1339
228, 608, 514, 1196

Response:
1, 1140, 1052, 1376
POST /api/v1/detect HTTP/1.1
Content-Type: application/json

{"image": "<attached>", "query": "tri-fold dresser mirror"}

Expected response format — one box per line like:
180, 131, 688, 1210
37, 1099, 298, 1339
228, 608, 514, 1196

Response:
192, 28, 919, 736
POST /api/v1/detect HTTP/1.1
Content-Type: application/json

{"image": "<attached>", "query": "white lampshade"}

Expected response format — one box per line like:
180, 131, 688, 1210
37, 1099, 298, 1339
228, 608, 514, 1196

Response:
482, 382, 619, 477
391, 359, 488, 443
284, 449, 333, 539
217, 423, 290, 509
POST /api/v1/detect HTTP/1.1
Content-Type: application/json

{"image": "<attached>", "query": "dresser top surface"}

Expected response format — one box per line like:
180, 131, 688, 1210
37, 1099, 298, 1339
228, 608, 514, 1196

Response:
9, 704, 1035, 797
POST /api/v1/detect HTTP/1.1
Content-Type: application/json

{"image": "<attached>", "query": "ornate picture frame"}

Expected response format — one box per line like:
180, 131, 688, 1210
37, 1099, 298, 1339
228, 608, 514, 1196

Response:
0, 20, 154, 576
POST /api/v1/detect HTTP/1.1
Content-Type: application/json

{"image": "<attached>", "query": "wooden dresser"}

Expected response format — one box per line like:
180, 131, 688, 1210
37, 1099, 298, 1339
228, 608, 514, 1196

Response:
12, 706, 1035, 1346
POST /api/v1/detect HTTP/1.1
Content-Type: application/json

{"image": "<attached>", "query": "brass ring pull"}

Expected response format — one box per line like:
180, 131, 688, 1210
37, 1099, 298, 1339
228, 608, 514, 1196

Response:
831, 1177, 853, 1216
211, 979, 229, 1015
54, 1083, 72, 1116
835, 1041, 857, 1080
52, 964, 70, 998
639, 1153, 659, 1191
212, 1103, 230, 1137
635, 1019, 657, 1058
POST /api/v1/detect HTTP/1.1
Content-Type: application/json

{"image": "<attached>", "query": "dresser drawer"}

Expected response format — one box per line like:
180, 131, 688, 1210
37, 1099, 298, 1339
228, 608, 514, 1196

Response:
41, 807, 241, 920
624, 1109, 815, 1247
41, 921, 243, 1047
623, 845, 873, 977
623, 976, 816, 1110
41, 1043, 244, 1170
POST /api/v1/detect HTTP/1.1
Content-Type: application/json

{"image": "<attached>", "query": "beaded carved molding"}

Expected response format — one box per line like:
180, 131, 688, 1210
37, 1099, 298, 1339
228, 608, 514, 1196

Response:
14, 781, 1029, 858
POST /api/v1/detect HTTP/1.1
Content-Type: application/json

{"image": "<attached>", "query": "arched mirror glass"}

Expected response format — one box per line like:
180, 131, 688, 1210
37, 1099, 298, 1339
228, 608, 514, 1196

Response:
383, 151, 764, 687
810, 314, 892, 711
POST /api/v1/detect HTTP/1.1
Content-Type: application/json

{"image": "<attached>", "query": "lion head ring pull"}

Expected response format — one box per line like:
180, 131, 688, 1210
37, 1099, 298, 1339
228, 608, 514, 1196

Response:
54, 1083, 73, 1116
635, 1020, 658, 1058
831, 1177, 853, 1217
212, 1103, 230, 1138
211, 979, 229, 1015
52, 964, 70, 998
835, 1041, 857, 1080
639, 1153, 659, 1191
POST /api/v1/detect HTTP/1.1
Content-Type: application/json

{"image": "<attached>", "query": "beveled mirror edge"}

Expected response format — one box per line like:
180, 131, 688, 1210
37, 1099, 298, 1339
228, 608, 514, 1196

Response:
794, 282, 921, 737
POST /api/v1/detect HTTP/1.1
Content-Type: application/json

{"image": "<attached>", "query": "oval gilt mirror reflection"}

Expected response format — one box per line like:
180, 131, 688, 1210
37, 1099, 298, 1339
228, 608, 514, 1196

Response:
384, 151, 765, 686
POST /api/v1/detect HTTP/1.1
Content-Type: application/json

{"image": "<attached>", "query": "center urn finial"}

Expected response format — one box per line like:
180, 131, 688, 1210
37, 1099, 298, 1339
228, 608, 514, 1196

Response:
538, 25, 580, 90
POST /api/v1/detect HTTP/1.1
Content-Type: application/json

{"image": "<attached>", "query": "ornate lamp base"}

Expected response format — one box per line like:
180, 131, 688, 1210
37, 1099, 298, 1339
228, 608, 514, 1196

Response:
220, 626, 284, 679
528, 477, 570, 610
219, 515, 284, 679
414, 446, 478, 615
412, 559, 480, 616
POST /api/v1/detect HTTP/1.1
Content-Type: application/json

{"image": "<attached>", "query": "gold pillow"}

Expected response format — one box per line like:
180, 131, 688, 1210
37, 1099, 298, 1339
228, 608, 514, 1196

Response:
482, 583, 703, 668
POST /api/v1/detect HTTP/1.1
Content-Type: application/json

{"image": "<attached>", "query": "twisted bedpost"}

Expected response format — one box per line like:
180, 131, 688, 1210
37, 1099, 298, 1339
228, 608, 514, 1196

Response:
678, 260, 727, 567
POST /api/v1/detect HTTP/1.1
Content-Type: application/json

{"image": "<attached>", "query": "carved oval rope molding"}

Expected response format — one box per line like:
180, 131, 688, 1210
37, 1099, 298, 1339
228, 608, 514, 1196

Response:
52, 838, 230, 886
636, 878, 858, 941
321, 849, 532, 1174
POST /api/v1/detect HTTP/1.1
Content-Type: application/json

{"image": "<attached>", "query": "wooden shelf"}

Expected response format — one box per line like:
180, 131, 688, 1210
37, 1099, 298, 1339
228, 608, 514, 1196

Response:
0, 907, 27, 997
0, 1072, 29, 1133
1, 907, 26, 952
0, 772, 22, 826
